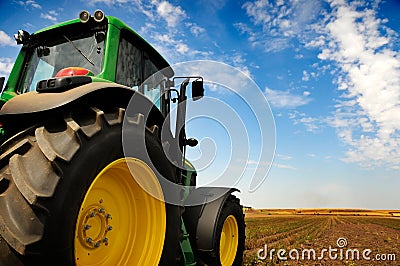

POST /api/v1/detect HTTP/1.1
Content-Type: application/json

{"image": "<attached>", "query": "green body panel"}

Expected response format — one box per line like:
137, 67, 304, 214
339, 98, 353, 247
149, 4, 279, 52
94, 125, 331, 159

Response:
0, 91, 17, 106
182, 160, 196, 201
179, 218, 196, 265
1, 48, 27, 98
90, 77, 113, 83
100, 23, 118, 81
180, 161, 197, 265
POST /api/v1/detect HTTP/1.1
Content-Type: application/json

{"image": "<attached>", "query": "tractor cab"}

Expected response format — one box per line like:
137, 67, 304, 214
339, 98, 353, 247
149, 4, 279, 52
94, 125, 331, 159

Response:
0, 10, 174, 117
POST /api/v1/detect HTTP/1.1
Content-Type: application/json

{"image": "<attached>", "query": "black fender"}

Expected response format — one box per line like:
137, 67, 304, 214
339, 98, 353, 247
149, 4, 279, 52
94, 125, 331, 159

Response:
0, 82, 166, 138
0, 82, 132, 115
183, 187, 239, 252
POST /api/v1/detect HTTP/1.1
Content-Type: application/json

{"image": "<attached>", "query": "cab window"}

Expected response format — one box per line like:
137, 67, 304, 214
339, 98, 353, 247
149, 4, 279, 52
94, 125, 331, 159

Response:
143, 55, 165, 110
115, 32, 142, 89
116, 30, 167, 111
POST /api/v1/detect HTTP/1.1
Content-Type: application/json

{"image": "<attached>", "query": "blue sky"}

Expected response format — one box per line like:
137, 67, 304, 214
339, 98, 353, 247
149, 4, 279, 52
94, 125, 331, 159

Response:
0, 0, 399, 209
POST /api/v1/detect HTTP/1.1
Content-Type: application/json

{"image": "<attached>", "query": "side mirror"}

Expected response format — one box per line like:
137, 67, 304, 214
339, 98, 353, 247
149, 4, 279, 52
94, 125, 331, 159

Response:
14, 30, 30, 45
192, 80, 204, 101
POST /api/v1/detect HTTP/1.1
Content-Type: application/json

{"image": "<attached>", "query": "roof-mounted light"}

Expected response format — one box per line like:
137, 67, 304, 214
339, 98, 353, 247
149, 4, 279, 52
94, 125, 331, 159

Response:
93, 10, 105, 22
79, 10, 90, 23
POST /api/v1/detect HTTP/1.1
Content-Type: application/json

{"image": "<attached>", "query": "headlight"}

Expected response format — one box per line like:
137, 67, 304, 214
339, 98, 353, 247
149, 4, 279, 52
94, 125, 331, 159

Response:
79, 10, 90, 23
93, 10, 105, 23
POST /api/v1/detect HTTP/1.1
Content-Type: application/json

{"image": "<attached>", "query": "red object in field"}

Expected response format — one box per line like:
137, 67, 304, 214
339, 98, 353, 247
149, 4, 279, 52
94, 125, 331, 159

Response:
55, 67, 90, 77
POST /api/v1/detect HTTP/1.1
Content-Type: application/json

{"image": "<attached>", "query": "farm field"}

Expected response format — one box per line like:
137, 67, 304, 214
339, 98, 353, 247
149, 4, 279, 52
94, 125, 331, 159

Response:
244, 213, 400, 265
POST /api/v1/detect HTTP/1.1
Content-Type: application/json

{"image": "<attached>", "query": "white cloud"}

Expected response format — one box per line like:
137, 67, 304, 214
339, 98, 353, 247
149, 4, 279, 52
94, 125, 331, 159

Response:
176, 43, 189, 54
276, 154, 292, 160
274, 163, 297, 170
312, 0, 400, 168
40, 12, 57, 22
305, 35, 326, 48
239, 0, 322, 52
155, 1, 186, 28
302, 70, 310, 81
246, 159, 296, 170
289, 110, 323, 133
298, 117, 319, 132
189, 24, 205, 37
140, 22, 156, 33
48, 10, 59, 16
264, 87, 312, 109
0, 58, 14, 77
150, 32, 211, 61
0, 31, 15, 47
18, 0, 41, 9
220, 53, 253, 78
88, 0, 129, 5
88, 0, 186, 28
95, 0, 212, 62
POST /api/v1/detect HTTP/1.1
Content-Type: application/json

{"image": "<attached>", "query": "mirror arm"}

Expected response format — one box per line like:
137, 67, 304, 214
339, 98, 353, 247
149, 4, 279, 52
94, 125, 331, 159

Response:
0, 77, 5, 95
175, 80, 189, 153
169, 76, 203, 166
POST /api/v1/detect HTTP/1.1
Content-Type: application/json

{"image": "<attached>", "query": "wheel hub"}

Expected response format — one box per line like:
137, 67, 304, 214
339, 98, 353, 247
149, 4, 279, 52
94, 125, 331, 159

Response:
77, 204, 112, 249
74, 158, 166, 265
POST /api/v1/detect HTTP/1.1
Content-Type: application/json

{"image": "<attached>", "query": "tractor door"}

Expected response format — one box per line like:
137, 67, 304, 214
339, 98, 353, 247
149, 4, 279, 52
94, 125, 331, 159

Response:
116, 29, 169, 116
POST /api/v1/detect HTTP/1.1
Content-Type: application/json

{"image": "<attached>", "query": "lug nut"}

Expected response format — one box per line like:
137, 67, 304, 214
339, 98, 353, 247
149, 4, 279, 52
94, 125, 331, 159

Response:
86, 237, 93, 243
106, 214, 112, 219
98, 208, 105, 213
84, 224, 91, 230
89, 212, 95, 217
102, 237, 108, 243
94, 242, 101, 248
106, 225, 113, 231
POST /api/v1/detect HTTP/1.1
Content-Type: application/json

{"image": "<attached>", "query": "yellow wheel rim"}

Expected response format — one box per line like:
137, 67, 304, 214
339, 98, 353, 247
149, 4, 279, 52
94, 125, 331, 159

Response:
219, 215, 239, 266
74, 158, 166, 266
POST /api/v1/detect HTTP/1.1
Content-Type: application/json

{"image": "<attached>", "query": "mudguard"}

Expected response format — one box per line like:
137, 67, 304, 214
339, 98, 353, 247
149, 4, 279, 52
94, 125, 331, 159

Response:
2, 82, 134, 114
183, 187, 239, 252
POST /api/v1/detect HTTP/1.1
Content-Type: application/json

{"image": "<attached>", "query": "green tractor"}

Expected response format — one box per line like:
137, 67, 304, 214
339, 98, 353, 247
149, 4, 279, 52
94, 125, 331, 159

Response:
0, 10, 245, 266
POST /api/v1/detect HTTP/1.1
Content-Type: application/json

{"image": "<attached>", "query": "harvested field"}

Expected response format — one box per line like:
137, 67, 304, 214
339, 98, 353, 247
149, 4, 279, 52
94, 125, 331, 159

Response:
244, 215, 400, 265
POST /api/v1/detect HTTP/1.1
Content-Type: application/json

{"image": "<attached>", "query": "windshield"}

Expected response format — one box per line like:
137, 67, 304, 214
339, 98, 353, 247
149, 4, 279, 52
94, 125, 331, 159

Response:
20, 33, 104, 93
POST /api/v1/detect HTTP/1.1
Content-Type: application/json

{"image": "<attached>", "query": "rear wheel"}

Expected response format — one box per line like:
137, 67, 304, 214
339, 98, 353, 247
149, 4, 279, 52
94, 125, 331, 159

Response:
0, 106, 180, 265
219, 215, 239, 265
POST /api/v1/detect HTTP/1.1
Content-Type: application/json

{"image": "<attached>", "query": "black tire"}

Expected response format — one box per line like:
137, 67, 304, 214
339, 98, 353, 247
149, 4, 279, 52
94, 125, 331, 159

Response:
0, 106, 180, 265
201, 195, 245, 266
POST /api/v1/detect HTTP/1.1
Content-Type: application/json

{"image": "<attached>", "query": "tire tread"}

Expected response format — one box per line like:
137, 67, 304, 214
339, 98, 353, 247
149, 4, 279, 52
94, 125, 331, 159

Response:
0, 107, 125, 255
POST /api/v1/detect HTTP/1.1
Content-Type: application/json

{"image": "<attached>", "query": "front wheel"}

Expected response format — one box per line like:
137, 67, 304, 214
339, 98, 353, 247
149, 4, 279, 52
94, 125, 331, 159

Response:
0, 106, 181, 265
203, 195, 245, 266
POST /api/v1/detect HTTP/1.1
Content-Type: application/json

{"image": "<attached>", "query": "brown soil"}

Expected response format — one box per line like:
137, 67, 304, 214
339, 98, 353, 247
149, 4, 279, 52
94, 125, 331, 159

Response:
304, 219, 400, 265
244, 216, 400, 266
